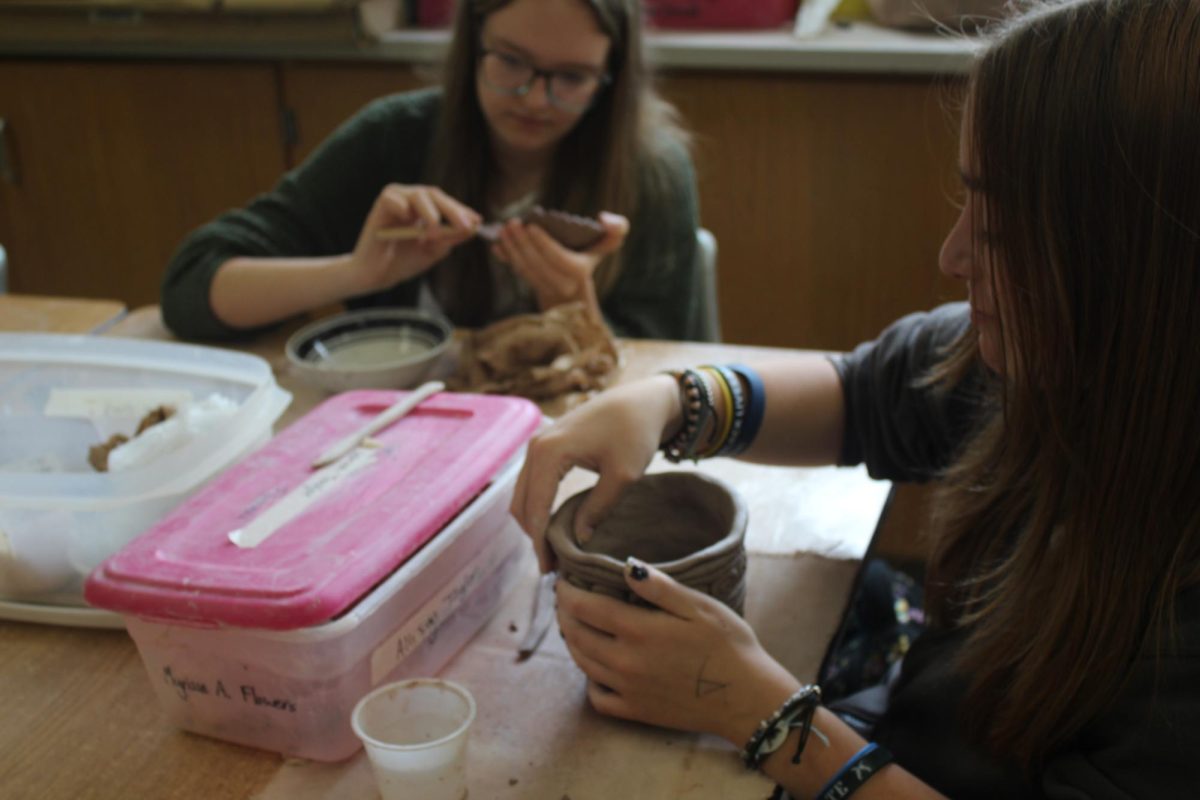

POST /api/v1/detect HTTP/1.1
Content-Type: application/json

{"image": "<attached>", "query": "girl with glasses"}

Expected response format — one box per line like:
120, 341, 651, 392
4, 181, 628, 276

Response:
162, 0, 703, 342
511, 1, 1200, 797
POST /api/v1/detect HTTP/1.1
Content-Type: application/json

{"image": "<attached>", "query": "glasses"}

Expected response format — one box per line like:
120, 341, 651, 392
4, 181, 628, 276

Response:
479, 48, 610, 113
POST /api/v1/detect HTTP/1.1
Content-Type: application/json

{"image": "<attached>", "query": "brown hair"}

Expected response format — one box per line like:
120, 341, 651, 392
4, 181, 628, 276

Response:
425, 0, 688, 326
925, 0, 1200, 770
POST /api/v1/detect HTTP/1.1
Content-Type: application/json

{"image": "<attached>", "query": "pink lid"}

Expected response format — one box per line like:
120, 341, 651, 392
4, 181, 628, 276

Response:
85, 389, 540, 629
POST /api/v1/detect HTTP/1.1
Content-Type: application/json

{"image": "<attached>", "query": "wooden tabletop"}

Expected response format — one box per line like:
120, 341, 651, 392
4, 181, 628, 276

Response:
0, 307, 889, 800
0, 293, 126, 334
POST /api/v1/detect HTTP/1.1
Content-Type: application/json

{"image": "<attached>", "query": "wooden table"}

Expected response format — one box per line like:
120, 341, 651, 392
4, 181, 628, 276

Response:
0, 293, 126, 334
0, 307, 890, 800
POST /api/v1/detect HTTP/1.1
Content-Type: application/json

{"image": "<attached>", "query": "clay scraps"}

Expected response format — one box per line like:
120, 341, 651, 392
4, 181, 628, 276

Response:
451, 302, 620, 402
87, 405, 175, 472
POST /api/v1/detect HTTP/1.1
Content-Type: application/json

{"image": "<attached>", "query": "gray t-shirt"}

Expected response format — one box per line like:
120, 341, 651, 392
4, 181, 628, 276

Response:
829, 304, 1200, 798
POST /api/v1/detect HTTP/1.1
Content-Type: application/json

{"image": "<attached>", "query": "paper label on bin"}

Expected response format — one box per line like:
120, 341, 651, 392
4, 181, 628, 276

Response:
228, 447, 378, 549
369, 531, 512, 685
45, 388, 193, 419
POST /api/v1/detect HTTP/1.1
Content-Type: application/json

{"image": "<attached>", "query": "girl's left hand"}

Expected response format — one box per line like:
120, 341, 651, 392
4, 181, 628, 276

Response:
492, 211, 629, 312
556, 559, 802, 746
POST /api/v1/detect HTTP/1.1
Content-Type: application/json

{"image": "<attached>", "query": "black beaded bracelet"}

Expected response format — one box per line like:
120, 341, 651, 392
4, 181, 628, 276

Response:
740, 684, 822, 771
662, 369, 716, 463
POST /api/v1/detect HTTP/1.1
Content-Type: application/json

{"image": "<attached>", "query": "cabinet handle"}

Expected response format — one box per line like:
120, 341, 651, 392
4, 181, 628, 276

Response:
0, 118, 18, 185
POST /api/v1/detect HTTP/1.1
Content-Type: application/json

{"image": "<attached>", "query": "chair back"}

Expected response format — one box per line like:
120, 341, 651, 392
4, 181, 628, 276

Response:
695, 228, 720, 342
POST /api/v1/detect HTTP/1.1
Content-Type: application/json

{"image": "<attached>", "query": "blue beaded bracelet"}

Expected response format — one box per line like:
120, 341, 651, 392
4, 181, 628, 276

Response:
815, 742, 894, 800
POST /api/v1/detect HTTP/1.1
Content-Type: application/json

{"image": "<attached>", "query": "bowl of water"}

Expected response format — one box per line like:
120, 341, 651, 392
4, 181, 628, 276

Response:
286, 308, 454, 394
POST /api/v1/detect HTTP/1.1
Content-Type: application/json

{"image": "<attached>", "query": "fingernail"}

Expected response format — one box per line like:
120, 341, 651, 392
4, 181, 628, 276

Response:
626, 557, 648, 581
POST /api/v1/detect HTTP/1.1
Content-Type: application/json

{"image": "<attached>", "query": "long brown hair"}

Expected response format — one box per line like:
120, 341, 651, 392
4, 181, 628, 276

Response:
425, 0, 688, 326
925, 0, 1200, 770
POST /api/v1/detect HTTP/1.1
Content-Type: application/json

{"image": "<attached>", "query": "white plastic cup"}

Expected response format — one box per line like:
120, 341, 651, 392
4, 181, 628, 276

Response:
351, 678, 476, 800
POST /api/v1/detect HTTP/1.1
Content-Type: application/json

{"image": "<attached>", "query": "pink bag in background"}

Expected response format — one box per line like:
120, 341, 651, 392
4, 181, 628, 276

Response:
643, 0, 799, 29
867, 0, 1010, 29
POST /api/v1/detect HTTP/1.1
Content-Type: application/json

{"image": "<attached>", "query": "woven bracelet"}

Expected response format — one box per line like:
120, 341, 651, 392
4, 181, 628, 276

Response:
697, 366, 732, 457
740, 684, 822, 771
727, 364, 765, 456
713, 365, 746, 457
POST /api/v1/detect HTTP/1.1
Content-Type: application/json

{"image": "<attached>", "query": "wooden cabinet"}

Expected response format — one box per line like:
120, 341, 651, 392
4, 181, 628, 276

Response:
0, 60, 285, 307
0, 57, 964, 349
280, 62, 435, 164
661, 71, 967, 350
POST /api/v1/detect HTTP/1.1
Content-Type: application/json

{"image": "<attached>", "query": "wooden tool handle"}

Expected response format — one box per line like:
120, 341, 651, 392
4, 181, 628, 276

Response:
375, 225, 457, 241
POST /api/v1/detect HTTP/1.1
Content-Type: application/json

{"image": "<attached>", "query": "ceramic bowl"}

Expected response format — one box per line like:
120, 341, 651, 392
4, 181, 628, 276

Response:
546, 471, 749, 614
285, 308, 453, 394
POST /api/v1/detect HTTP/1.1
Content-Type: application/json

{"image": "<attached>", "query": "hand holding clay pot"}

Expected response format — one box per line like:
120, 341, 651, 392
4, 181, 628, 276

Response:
491, 211, 629, 316
553, 551, 803, 742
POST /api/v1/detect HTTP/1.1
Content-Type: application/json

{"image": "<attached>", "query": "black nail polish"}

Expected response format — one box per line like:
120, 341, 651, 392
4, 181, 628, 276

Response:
630, 563, 648, 581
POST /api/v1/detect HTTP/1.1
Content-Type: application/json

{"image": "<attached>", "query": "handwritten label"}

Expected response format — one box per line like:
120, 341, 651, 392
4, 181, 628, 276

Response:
369, 534, 512, 685
44, 388, 192, 419
228, 447, 377, 549
161, 666, 297, 712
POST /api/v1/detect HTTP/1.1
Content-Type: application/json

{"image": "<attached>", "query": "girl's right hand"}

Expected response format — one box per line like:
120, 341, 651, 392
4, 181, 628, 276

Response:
344, 184, 481, 295
510, 374, 684, 573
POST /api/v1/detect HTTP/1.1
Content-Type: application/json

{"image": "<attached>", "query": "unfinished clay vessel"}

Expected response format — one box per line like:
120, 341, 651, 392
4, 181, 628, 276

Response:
524, 206, 605, 251
547, 472, 749, 614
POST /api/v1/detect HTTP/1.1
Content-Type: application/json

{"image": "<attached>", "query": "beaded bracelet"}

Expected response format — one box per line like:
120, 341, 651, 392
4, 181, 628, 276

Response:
661, 369, 716, 463
815, 742, 894, 800
740, 684, 822, 771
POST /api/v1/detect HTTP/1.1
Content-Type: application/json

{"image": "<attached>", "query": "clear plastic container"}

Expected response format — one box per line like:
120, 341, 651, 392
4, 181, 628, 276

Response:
0, 333, 291, 605
120, 464, 525, 762
85, 389, 541, 760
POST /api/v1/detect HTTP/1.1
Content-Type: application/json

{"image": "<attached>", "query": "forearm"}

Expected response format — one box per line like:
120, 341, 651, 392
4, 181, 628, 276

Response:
689, 356, 844, 466
209, 255, 359, 329
741, 356, 844, 465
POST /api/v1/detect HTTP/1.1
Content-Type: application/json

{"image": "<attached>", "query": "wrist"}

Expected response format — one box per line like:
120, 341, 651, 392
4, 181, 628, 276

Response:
546, 276, 602, 320
652, 373, 687, 446
333, 253, 373, 298
718, 672, 804, 746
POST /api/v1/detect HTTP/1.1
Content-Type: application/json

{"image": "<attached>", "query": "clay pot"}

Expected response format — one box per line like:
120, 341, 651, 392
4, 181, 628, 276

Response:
546, 472, 749, 614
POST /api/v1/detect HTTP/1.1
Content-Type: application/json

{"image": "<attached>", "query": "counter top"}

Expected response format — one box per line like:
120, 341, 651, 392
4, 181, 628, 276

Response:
0, 305, 891, 800
1, 20, 979, 75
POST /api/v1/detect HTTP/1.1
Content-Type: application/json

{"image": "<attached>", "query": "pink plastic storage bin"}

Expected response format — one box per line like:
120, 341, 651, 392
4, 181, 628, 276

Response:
85, 389, 541, 761
644, 0, 798, 29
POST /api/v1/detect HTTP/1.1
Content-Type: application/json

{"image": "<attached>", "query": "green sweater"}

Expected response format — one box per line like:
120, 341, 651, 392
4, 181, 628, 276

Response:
161, 88, 705, 341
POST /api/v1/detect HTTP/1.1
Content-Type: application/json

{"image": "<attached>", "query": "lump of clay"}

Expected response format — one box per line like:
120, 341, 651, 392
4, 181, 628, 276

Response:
451, 301, 619, 402
87, 405, 175, 472
88, 434, 130, 472
523, 206, 605, 251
